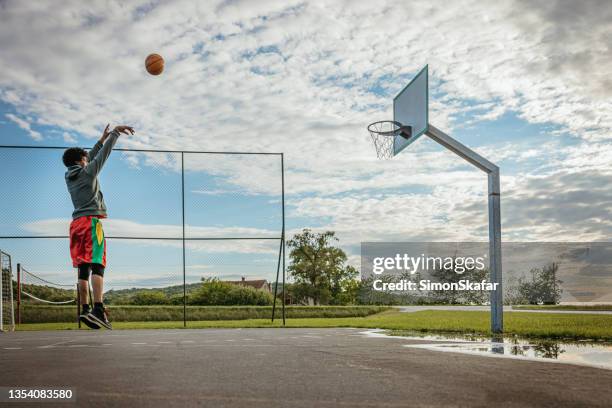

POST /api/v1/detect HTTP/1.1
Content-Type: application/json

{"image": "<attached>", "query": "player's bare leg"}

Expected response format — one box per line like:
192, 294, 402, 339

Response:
78, 278, 89, 307
77, 265, 100, 329
92, 274, 103, 303
87, 265, 112, 329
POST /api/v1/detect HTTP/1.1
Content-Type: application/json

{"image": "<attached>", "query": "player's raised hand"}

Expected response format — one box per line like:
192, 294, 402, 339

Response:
113, 125, 135, 136
99, 124, 111, 142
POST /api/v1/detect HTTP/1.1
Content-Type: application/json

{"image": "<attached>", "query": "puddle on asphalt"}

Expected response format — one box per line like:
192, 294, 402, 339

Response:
361, 330, 612, 371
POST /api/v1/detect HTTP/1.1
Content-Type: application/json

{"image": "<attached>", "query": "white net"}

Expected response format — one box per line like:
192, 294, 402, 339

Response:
19, 266, 76, 305
1, 250, 15, 331
368, 121, 401, 160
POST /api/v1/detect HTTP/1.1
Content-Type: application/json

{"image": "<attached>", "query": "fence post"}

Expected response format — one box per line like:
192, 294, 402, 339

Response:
0, 251, 3, 331
181, 152, 186, 328
88, 281, 93, 309
281, 153, 286, 326
17, 263, 21, 325
76, 282, 80, 329
271, 238, 283, 322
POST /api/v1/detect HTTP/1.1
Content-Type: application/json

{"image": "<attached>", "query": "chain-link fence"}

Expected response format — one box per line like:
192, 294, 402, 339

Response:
0, 145, 286, 326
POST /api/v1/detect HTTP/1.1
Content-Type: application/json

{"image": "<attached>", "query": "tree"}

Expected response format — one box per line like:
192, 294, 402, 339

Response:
504, 276, 527, 305
462, 267, 490, 305
357, 274, 408, 305
517, 262, 563, 305
287, 229, 358, 305
428, 257, 490, 305
335, 277, 361, 305
539, 263, 563, 304
288, 282, 330, 305
429, 261, 462, 304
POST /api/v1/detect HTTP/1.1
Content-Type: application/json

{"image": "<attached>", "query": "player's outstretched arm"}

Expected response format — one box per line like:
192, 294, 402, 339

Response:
88, 124, 110, 161
84, 125, 135, 177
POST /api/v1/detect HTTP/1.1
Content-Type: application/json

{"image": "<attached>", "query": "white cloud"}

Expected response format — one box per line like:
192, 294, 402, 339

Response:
5, 113, 42, 140
192, 189, 239, 196
62, 131, 77, 143
186, 264, 211, 270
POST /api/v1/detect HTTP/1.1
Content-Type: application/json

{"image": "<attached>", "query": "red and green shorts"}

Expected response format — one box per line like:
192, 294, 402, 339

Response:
69, 216, 106, 268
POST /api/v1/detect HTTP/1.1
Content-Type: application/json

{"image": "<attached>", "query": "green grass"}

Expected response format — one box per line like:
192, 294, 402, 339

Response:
16, 310, 612, 341
19, 305, 390, 323
513, 304, 612, 311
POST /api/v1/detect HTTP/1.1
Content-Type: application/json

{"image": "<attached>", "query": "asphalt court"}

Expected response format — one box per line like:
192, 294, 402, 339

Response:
1, 328, 611, 407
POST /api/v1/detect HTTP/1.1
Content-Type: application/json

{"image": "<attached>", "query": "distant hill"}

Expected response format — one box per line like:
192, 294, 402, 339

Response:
104, 282, 203, 304
19, 280, 281, 305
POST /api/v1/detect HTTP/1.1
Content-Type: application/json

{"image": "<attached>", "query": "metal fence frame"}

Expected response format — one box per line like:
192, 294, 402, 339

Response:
0, 145, 286, 326
0, 249, 15, 332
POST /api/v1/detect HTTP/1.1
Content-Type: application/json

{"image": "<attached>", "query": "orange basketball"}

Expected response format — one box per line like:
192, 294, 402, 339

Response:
145, 53, 164, 75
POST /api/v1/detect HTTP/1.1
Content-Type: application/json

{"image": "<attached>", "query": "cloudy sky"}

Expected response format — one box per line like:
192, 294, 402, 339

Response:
0, 1, 610, 294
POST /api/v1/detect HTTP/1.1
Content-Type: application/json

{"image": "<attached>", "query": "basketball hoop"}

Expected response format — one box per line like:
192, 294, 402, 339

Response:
367, 121, 412, 159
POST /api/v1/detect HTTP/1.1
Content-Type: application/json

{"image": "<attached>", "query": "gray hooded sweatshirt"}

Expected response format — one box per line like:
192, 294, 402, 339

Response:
65, 130, 120, 219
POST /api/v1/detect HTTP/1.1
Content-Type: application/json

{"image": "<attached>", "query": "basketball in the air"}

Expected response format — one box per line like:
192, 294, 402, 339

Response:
145, 53, 164, 75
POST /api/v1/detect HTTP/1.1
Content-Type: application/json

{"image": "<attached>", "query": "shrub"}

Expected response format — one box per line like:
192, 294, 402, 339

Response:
518, 263, 563, 305
189, 280, 275, 306
19, 305, 390, 323
129, 290, 169, 305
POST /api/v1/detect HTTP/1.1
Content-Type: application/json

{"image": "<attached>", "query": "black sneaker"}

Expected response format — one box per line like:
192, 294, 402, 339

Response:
80, 312, 101, 329
87, 306, 112, 330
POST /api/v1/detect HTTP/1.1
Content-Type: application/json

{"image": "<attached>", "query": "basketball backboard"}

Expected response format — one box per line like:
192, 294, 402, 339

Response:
393, 65, 428, 155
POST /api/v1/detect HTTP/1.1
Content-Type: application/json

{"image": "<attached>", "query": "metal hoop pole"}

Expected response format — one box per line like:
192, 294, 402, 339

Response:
425, 124, 503, 333
181, 152, 186, 328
